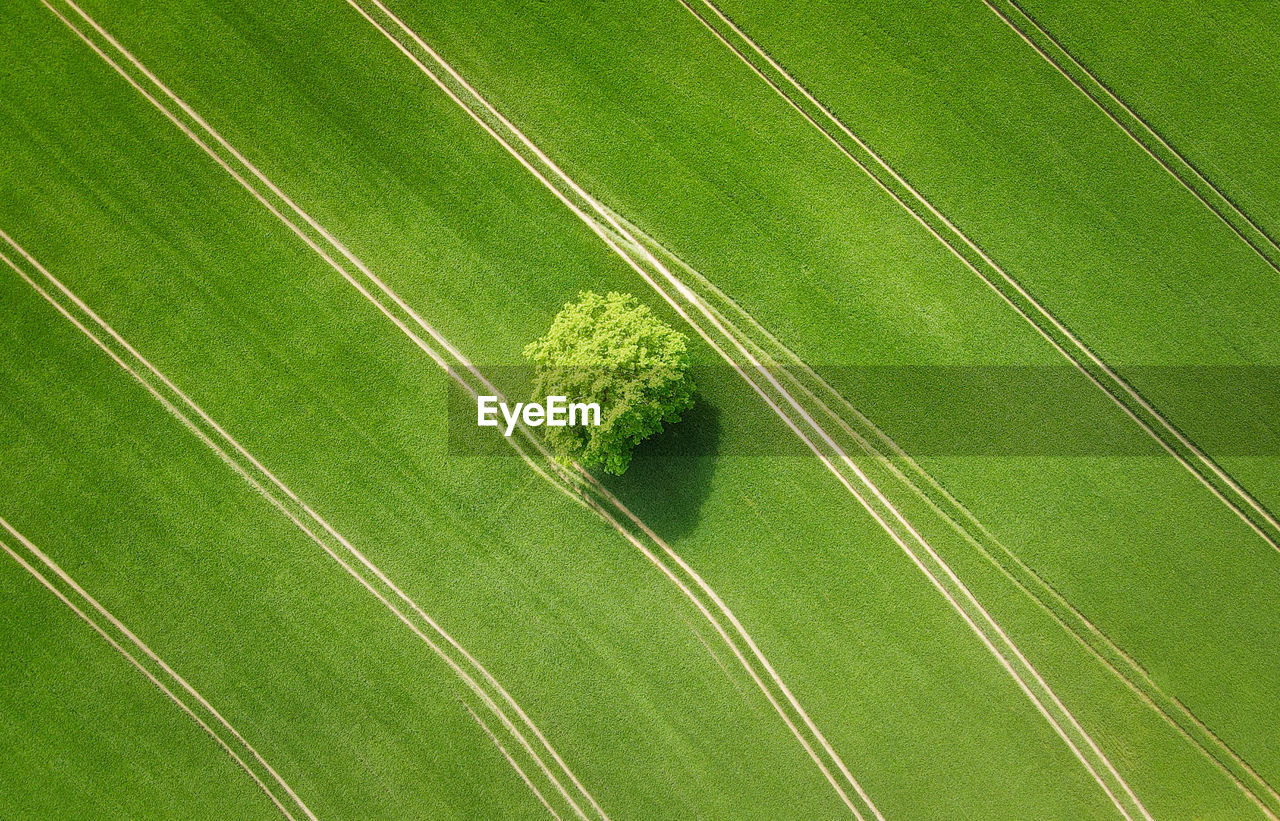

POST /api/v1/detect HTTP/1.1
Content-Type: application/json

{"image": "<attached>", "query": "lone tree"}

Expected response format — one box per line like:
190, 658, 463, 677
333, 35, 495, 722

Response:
523, 291, 695, 475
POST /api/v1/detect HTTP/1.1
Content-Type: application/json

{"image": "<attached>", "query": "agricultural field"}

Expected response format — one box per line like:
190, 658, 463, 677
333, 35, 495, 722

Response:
0, 0, 1276, 818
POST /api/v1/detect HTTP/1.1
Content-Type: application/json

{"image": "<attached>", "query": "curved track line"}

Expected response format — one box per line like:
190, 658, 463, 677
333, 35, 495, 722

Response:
605, 222, 1148, 821
41, 0, 880, 813
339, 1, 1161, 816
342, 2, 880, 816
32, 5, 603, 816
36, 3, 856, 816
462, 702, 563, 821
0, 227, 583, 821
982, 0, 1280, 276
632, 220, 1280, 820
0, 518, 315, 821
680, 0, 1280, 555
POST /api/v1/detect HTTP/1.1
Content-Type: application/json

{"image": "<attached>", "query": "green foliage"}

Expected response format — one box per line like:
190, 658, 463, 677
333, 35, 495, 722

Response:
524, 291, 695, 474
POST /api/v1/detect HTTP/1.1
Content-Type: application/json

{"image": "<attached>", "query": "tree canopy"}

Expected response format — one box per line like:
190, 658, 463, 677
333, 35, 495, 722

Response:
523, 291, 695, 475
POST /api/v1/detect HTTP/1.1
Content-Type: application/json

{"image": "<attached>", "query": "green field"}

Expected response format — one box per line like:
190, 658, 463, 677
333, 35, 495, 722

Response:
1, 0, 1276, 818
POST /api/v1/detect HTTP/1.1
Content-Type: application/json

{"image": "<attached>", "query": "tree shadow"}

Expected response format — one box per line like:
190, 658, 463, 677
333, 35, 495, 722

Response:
598, 395, 721, 543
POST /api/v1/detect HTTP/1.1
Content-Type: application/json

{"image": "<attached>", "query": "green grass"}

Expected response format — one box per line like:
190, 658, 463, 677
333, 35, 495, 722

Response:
0, 5, 862, 817
0, 565, 279, 820
707, 0, 1280, 510
315, 0, 1280, 804
1013, 0, 1280, 236
695, 0, 1280, 778
21, 0, 1154, 815
0, 271, 555, 819
0, 0, 1275, 817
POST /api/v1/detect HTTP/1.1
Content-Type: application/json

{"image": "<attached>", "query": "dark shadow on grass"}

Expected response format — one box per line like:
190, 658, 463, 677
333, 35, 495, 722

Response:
597, 396, 721, 543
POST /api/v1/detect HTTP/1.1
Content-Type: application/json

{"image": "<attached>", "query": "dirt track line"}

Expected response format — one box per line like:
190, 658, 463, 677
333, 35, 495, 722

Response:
43, 0, 579, 509
983, 0, 1280, 277
42, 4, 838, 818
0, 518, 314, 821
614, 221, 1148, 821
342, 0, 1161, 814
344, 2, 880, 816
674, 3, 1280, 803
79, 0, 878, 808
463, 702, 563, 821
0, 219, 585, 821
680, 0, 1280, 556
348, 0, 1166, 816
674, 2, 1275, 811
632, 220, 1280, 821
35, 5, 599, 816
